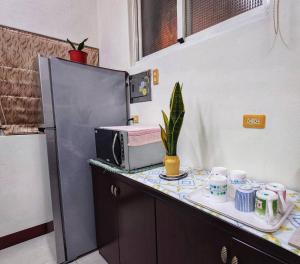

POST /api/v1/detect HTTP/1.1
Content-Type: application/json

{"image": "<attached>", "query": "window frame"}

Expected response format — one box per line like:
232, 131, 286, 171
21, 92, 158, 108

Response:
130, 0, 271, 64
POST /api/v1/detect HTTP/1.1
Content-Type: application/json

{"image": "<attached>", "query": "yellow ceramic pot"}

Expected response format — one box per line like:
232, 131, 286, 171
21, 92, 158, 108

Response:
164, 155, 180, 176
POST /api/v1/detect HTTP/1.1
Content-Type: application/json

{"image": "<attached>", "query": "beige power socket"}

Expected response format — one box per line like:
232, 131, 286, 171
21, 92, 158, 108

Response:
132, 115, 139, 124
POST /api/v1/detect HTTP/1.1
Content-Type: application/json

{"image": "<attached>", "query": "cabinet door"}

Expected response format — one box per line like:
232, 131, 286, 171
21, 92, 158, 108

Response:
117, 181, 156, 264
92, 168, 119, 264
231, 238, 286, 264
156, 199, 231, 264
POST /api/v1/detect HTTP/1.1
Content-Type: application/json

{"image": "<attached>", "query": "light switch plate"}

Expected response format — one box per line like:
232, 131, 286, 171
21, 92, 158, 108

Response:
153, 69, 159, 85
243, 115, 266, 129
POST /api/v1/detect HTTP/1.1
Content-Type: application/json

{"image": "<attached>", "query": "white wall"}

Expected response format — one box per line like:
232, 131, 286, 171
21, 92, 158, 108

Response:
96, 0, 131, 70
0, 135, 51, 237
98, 0, 300, 191
0, 0, 99, 47
0, 0, 99, 235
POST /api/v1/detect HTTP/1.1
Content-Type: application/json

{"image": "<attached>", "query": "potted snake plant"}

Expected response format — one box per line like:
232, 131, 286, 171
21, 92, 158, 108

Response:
67, 38, 88, 64
160, 82, 185, 176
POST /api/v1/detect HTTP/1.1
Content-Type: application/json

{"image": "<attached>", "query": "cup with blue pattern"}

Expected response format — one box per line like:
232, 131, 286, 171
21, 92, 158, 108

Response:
209, 175, 228, 202
229, 170, 249, 198
235, 184, 256, 212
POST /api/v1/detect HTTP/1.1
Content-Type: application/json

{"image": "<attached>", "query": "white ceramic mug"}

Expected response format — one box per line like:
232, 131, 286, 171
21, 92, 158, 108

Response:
208, 175, 228, 203
229, 170, 247, 184
211, 167, 228, 177
266, 183, 287, 214
255, 190, 279, 224
235, 184, 256, 212
229, 170, 248, 198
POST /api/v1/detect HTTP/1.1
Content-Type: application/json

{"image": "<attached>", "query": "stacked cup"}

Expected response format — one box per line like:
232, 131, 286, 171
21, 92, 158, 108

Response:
228, 170, 248, 198
254, 183, 287, 223
255, 190, 279, 224
208, 167, 228, 203
235, 184, 256, 212
265, 183, 287, 214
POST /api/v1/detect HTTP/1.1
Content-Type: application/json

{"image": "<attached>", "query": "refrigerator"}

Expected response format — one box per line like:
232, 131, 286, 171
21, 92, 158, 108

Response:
38, 57, 129, 263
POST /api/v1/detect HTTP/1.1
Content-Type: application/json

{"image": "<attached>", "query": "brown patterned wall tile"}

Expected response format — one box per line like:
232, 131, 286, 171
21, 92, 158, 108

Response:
0, 25, 99, 135
0, 81, 41, 97
0, 96, 42, 125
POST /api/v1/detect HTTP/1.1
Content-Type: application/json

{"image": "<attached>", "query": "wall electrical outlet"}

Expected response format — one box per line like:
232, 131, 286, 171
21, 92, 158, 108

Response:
243, 114, 266, 129
132, 115, 139, 124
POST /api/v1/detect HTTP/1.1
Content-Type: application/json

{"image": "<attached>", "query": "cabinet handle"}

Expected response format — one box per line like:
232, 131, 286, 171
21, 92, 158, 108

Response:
114, 186, 119, 197
220, 246, 228, 264
231, 256, 238, 264
110, 185, 114, 195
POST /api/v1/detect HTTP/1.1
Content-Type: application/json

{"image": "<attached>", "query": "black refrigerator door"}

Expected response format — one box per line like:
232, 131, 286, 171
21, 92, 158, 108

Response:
48, 58, 128, 262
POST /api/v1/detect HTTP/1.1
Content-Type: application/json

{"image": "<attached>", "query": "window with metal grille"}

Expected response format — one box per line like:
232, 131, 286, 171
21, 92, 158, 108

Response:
186, 0, 263, 36
140, 0, 177, 57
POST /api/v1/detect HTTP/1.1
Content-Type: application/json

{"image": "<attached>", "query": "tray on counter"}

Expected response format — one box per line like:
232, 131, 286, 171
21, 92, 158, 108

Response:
185, 189, 294, 233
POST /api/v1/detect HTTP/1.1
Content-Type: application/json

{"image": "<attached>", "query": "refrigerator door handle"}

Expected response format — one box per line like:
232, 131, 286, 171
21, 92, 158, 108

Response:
112, 133, 120, 165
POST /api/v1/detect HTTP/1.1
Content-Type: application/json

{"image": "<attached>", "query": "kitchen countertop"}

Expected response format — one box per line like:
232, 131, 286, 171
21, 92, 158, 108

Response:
89, 159, 300, 257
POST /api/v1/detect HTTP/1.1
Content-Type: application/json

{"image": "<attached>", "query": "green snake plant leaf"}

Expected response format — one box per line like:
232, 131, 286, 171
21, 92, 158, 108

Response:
161, 81, 185, 156
78, 38, 88, 51
170, 111, 185, 155
159, 125, 169, 154
169, 84, 176, 110
167, 119, 173, 156
67, 38, 76, 50
170, 82, 184, 123
162, 110, 169, 133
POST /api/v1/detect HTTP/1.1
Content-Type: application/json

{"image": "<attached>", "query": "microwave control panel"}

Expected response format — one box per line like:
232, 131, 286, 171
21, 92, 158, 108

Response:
129, 70, 152, 103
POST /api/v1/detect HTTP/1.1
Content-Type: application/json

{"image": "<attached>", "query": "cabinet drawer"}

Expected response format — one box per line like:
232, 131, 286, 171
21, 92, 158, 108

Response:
231, 238, 286, 264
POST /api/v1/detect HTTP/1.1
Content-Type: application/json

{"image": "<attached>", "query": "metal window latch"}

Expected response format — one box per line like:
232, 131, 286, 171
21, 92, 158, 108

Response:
177, 37, 185, 44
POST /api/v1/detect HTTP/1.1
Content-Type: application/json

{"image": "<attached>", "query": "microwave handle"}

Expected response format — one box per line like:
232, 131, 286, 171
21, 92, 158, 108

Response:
112, 133, 120, 165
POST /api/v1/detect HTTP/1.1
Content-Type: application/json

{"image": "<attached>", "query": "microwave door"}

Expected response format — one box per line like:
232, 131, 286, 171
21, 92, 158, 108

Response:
95, 129, 114, 163
112, 131, 122, 166
95, 129, 122, 166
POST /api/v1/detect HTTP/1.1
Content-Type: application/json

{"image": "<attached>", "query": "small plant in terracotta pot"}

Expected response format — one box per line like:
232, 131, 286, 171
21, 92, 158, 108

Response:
67, 38, 88, 64
160, 82, 185, 176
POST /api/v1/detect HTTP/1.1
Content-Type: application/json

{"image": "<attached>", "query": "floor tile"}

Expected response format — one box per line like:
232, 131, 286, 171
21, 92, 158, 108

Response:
77, 251, 107, 264
0, 232, 57, 264
0, 232, 106, 264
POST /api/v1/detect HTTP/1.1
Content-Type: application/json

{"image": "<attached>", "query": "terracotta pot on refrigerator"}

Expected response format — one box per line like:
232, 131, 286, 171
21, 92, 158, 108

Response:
69, 50, 88, 64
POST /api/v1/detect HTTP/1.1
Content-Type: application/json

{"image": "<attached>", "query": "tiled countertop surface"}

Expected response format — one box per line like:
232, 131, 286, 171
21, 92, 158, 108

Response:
89, 159, 300, 257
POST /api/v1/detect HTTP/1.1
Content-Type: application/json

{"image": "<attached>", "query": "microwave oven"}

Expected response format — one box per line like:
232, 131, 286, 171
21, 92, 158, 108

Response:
94, 126, 164, 170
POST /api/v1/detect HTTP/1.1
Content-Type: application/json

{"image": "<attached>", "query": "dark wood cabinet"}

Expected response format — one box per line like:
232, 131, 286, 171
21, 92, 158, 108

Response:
117, 181, 156, 264
92, 169, 119, 264
230, 238, 286, 264
156, 199, 231, 264
91, 165, 298, 264
92, 167, 156, 264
